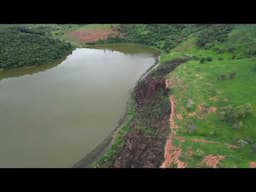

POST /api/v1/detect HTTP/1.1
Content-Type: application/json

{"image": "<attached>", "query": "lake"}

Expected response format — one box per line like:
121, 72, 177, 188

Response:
0, 46, 156, 167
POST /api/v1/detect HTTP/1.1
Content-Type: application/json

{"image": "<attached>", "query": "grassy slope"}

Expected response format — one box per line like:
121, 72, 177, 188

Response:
164, 25, 256, 167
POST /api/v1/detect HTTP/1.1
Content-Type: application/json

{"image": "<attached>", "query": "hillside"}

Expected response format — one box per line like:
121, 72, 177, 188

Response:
96, 24, 256, 168
1, 24, 255, 168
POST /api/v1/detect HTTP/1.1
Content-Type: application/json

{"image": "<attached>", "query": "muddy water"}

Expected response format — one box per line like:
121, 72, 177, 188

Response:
0, 48, 155, 167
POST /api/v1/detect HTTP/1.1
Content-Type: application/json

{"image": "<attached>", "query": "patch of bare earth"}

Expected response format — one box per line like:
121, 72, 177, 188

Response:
209, 96, 218, 102
67, 28, 118, 43
202, 155, 225, 168
160, 96, 187, 168
249, 162, 256, 168
176, 113, 183, 120
208, 106, 217, 113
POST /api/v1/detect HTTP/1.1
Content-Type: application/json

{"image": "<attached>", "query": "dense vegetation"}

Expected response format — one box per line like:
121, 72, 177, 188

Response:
0, 26, 73, 69
95, 24, 206, 52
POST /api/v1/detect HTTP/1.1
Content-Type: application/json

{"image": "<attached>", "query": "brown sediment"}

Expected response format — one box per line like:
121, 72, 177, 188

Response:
202, 155, 225, 168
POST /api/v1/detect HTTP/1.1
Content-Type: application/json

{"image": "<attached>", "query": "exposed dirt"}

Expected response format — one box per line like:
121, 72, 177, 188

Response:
208, 106, 217, 113
67, 28, 118, 43
209, 96, 218, 102
110, 59, 188, 168
202, 155, 225, 168
160, 96, 186, 168
249, 162, 256, 168
188, 112, 196, 117
176, 113, 183, 120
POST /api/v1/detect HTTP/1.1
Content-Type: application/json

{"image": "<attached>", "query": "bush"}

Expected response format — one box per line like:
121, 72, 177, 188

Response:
199, 58, 206, 64
252, 63, 256, 72
229, 72, 236, 79
196, 25, 233, 48
218, 74, 227, 80
219, 103, 253, 128
206, 57, 212, 62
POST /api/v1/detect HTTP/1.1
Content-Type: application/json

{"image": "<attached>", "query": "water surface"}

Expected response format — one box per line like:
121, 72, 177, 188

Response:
0, 48, 155, 167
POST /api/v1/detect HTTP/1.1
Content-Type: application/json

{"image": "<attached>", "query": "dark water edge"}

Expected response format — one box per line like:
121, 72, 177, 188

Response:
0, 50, 73, 81
72, 56, 160, 168
85, 43, 161, 56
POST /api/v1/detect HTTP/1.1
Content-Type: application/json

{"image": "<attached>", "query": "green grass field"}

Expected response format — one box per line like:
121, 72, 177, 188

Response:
164, 25, 256, 167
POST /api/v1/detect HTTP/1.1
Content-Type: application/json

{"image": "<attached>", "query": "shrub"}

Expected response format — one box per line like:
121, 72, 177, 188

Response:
218, 74, 227, 80
199, 58, 206, 64
206, 57, 212, 62
219, 103, 253, 128
229, 72, 236, 79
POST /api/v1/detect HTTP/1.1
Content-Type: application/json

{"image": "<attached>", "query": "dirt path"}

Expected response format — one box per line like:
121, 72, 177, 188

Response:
173, 136, 239, 149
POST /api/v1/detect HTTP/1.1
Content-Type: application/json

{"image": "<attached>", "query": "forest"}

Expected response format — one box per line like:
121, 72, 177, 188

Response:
0, 26, 72, 69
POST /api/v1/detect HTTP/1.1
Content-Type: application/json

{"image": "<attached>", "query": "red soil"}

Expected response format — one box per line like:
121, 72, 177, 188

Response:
160, 95, 186, 168
249, 162, 256, 168
68, 28, 117, 43
202, 155, 225, 168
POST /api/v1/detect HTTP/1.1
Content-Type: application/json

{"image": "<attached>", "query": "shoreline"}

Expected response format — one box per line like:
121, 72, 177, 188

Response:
73, 55, 160, 168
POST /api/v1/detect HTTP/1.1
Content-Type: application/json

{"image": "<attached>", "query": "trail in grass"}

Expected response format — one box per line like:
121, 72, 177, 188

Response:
160, 80, 239, 168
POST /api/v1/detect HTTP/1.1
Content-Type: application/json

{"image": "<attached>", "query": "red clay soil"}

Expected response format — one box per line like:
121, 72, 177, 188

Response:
68, 28, 117, 43
202, 155, 225, 168
249, 162, 256, 168
160, 96, 187, 168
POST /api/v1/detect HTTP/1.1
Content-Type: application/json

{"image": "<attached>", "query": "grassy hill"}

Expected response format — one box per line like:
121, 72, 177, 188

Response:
96, 24, 256, 168
162, 24, 256, 167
